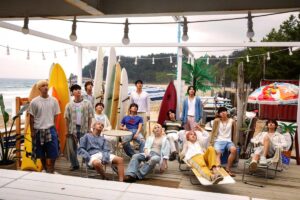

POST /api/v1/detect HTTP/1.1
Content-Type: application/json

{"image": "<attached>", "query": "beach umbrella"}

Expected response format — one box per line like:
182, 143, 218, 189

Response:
248, 82, 298, 105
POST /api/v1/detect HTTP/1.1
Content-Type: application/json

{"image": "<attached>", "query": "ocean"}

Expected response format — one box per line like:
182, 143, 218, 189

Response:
0, 78, 164, 116
0, 78, 38, 116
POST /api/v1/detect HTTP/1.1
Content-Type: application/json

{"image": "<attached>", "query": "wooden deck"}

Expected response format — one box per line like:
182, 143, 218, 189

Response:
50, 156, 300, 200
1, 155, 299, 199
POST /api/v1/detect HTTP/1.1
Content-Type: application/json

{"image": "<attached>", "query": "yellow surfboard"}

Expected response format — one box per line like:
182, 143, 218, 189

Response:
21, 83, 43, 171
110, 63, 121, 129
48, 63, 70, 153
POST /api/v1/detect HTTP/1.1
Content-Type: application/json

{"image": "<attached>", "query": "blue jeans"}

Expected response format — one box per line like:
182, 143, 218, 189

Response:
126, 151, 161, 179
122, 129, 145, 157
66, 125, 82, 168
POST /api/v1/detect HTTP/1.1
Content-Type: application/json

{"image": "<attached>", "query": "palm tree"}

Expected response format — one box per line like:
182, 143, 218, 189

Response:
182, 58, 215, 92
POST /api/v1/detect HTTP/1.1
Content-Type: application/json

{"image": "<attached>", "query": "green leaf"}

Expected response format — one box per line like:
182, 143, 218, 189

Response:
0, 94, 5, 115
3, 111, 9, 124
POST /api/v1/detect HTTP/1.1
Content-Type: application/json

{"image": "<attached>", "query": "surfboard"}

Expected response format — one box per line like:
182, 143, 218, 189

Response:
157, 81, 177, 125
48, 87, 61, 131
117, 68, 129, 128
93, 47, 104, 104
21, 83, 42, 172
48, 63, 70, 153
103, 47, 117, 118
110, 63, 121, 129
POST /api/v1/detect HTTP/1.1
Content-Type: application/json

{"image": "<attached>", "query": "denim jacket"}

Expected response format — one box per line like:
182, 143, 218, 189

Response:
78, 133, 110, 164
144, 135, 170, 160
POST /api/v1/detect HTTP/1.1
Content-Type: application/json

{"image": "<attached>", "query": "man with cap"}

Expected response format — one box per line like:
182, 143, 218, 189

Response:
28, 80, 60, 173
129, 80, 150, 138
64, 84, 94, 171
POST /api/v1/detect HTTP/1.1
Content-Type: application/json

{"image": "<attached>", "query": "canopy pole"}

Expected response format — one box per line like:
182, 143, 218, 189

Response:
77, 47, 83, 85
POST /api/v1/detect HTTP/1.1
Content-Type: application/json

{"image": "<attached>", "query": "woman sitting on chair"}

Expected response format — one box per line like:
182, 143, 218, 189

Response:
180, 131, 224, 184
249, 119, 288, 172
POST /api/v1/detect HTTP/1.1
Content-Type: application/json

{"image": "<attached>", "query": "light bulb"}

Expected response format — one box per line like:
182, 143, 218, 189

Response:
182, 17, 189, 42
69, 16, 77, 41
22, 17, 29, 34
122, 18, 130, 45
246, 55, 250, 62
267, 52, 271, 60
246, 11, 254, 40
134, 57, 138, 65
170, 56, 173, 64
289, 47, 293, 56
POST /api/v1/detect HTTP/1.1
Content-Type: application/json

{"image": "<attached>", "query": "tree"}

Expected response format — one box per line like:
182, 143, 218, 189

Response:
182, 58, 215, 92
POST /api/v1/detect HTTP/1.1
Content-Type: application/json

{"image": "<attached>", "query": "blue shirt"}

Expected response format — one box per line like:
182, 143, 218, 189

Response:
121, 115, 143, 129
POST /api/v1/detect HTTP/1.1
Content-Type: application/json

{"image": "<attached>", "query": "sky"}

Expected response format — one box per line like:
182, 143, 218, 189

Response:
0, 11, 298, 79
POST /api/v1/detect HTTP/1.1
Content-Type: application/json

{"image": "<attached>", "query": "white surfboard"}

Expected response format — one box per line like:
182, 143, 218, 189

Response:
93, 47, 104, 104
117, 68, 129, 127
103, 47, 117, 115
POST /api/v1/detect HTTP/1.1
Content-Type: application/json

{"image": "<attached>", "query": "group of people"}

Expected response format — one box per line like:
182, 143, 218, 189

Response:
28, 80, 289, 184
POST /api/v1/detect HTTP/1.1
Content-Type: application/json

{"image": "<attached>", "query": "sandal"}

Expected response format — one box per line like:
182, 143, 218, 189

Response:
211, 174, 224, 184
225, 169, 236, 177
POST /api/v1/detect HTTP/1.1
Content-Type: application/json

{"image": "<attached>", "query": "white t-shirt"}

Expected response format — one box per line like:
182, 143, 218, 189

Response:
28, 96, 60, 129
184, 141, 204, 161
216, 118, 233, 142
130, 90, 150, 115
94, 113, 112, 131
187, 97, 196, 116
74, 102, 82, 125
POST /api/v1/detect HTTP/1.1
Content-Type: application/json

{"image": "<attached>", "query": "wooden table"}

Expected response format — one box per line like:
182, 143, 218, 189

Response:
102, 130, 132, 156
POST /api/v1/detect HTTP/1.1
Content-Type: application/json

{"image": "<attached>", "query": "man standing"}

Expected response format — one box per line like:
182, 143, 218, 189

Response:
29, 80, 60, 173
82, 81, 95, 107
65, 84, 94, 171
129, 80, 150, 138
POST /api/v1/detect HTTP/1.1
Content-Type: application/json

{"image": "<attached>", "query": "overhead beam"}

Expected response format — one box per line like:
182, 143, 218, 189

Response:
81, 42, 300, 48
65, 0, 104, 16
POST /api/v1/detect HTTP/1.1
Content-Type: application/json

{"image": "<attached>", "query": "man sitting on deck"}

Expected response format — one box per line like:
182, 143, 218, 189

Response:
78, 120, 124, 181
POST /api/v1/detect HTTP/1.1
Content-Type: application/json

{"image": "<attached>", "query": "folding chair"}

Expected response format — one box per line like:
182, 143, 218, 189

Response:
242, 146, 283, 187
80, 157, 118, 180
180, 159, 235, 186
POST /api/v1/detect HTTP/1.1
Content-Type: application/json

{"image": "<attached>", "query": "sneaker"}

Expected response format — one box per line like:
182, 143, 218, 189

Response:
70, 166, 80, 171
259, 156, 268, 165
124, 175, 136, 183
249, 160, 257, 172
211, 174, 224, 184
169, 152, 177, 161
41, 170, 46, 173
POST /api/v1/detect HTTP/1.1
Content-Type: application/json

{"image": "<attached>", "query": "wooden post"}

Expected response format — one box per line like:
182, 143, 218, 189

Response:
236, 62, 244, 145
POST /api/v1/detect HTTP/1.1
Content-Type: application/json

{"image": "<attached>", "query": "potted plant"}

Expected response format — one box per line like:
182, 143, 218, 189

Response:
0, 94, 28, 167
279, 122, 297, 166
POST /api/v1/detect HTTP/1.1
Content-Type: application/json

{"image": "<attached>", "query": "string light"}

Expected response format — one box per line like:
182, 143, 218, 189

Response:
187, 56, 191, 64
182, 17, 189, 42
22, 17, 29, 34
54, 51, 57, 59
247, 11, 254, 40
289, 47, 293, 56
42, 51, 46, 60
152, 57, 155, 64
65, 49, 67, 57
6, 45, 10, 55
134, 57, 138, 65
122, 18, 130, 45
246, 55, 250, 62
170, 56, 173, 64
26, 49, 30, 60
226, 56, 229, 65
69, 16, 77, 41
118, 56, 121, 62
267, 52, 271, 60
